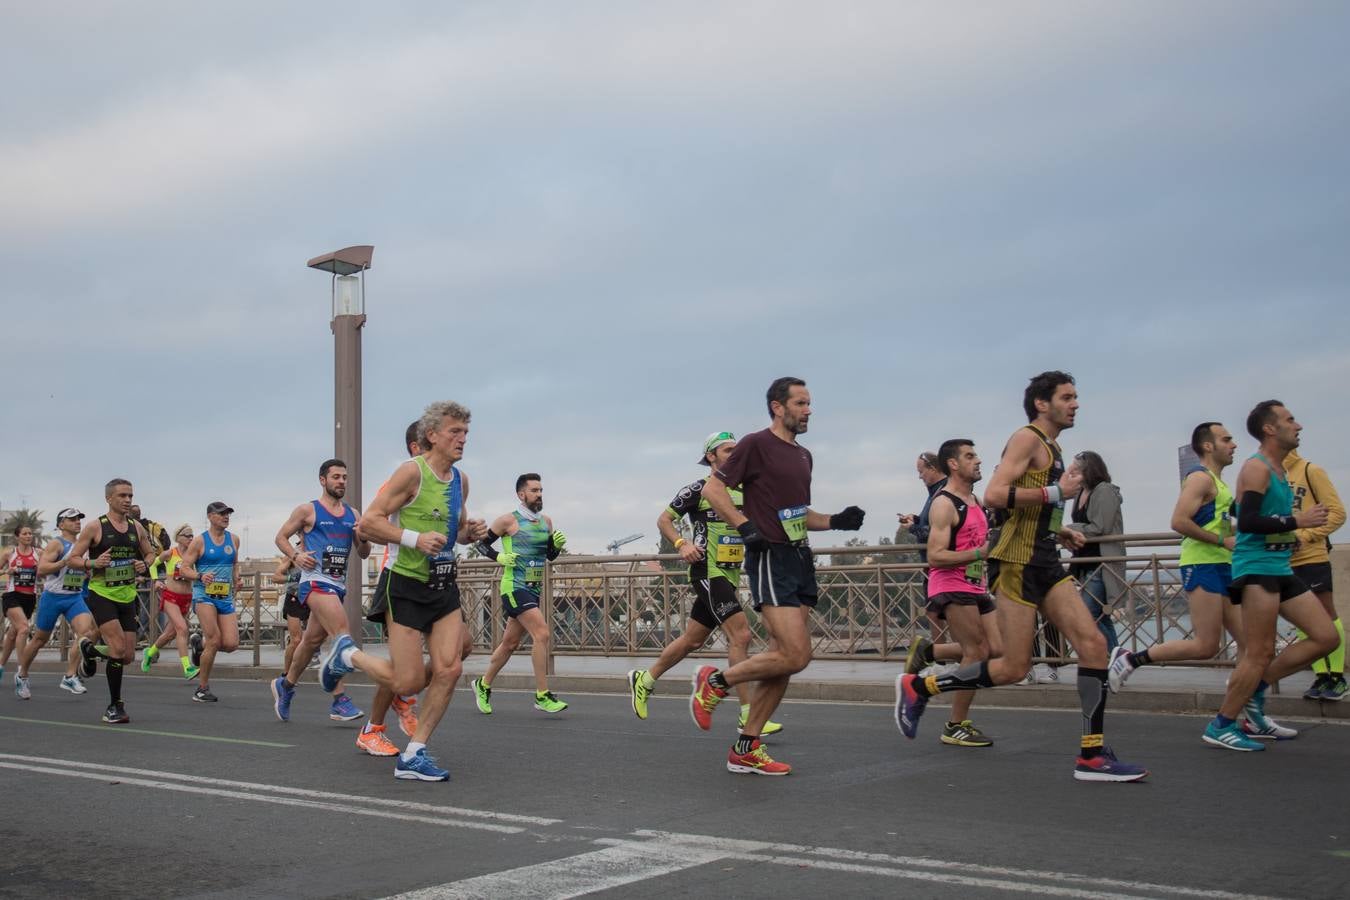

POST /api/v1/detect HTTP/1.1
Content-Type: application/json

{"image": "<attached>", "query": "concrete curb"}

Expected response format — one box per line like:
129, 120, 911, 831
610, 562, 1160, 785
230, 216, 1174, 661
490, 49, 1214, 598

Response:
28, 661, 1349, 721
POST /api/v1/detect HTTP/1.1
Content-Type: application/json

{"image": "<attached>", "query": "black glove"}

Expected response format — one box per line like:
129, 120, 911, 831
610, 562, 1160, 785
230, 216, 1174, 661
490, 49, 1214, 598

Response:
737, 520, 768, 553
830, 505, 865, 531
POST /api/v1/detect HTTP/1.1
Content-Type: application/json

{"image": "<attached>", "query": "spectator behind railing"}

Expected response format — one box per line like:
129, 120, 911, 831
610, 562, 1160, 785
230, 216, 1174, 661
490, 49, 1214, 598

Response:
1066, 451, 1124, 652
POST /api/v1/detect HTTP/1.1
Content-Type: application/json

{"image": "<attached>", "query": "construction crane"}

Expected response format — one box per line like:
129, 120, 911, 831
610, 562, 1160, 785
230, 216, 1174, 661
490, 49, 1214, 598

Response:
606, 533, 644, 555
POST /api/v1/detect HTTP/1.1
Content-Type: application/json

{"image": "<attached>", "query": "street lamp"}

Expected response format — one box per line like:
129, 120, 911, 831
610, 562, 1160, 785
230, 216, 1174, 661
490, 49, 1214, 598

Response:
306, 245, 373, 644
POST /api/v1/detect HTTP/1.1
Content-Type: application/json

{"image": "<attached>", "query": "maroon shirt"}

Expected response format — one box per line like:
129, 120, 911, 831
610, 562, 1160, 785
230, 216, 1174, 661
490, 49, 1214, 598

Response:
713, 428, 813, 544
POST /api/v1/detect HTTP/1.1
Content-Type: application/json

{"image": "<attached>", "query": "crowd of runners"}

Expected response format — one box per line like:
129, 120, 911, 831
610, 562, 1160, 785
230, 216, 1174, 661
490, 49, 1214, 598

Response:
2, 373, 1344, 784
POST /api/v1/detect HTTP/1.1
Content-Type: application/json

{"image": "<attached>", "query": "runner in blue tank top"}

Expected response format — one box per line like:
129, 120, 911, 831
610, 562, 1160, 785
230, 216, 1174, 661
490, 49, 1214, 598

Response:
472, 473, 569, 714
15, 508, 100, 698
179, 501, 242, 703
271, 458, 372, 724
1204, 401, 1337, 751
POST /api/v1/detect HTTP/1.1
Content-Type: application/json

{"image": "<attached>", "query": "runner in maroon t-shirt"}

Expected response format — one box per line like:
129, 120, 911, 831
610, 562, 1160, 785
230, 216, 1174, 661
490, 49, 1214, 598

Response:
691, 376, 865, 775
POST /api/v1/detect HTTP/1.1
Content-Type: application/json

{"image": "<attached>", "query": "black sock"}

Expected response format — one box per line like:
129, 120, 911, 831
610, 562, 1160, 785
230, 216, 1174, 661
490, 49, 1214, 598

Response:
1077, 667, 1108, 759
707, 670, 729, 692
283, 678, 295, 689
107, 660, 124, 704
1127, 649, 1151, 668
734, 733, 757, 755
920, 660, 994, 697
83, 639, 108, 661
921, 643, 936, 665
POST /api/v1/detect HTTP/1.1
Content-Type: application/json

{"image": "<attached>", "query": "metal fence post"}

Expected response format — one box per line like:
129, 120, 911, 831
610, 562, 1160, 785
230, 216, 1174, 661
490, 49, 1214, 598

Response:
543, 559, 555, 676
252, 571, 262, 668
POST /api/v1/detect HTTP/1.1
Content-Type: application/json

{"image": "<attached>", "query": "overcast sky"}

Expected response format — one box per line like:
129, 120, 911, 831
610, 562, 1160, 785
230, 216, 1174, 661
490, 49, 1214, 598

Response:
3, 1, 1347, 557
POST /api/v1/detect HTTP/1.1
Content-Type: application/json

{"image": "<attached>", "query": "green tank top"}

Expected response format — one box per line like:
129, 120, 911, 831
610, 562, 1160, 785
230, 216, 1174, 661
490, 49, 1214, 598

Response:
88, 515, 141, 604
500, 511, 550, 597
1233, 454, 1296, 579
392, 456, 462, 585
1178, 467, 1234, 566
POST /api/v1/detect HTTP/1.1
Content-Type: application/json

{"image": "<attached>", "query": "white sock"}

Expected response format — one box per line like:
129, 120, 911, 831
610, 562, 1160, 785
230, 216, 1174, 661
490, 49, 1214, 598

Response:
339, 646, 357, 667
402, 741, 426, 761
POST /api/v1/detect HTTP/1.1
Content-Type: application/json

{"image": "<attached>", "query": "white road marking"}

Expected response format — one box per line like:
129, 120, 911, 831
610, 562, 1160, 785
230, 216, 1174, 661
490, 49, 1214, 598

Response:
0, 753, 558, 826
385, 839, 726, 899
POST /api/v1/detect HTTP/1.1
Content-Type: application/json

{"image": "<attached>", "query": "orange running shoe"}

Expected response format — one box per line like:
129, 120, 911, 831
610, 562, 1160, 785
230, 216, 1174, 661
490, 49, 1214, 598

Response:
392, 694, 419, 738
689, 665, 726, 731
726, 739, 791, 775
355, 724, 399, 757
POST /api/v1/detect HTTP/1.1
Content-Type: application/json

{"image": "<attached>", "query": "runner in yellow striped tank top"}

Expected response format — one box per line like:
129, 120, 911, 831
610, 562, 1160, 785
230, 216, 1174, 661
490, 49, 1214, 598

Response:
896, 371, 1148, 781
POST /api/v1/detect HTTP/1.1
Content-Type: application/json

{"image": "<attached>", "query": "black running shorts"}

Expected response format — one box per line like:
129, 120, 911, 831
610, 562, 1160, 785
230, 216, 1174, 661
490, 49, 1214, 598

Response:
1292, 562, 1333, 595
745, 543, 818, 612
1228, 573, 1308, 605
689, 574, 744, 629
384, 569, 461, 634
925, 591, 996, 619
85, 591, 138, 630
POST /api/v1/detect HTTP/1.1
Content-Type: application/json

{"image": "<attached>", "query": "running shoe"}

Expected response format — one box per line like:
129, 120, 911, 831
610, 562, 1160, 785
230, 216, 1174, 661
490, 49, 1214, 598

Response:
1241, 716, 1297, 741
894, 673, 928, 739
329, 693, 364, 722
1106, 646, 1135, 693
271, 676, 295, 722
141, 644, 159, 673
726, 739, 791, 776
394, 749, 449, 782
1242, 691, 1295, 739
736, 705, 783, 737
940, 719, 992, 747
319, 634, 356, 693
627, 669, 651, 720
689, 665, 726, 731
1015, 669, 1034, 686
356, 724, 399, 757
534, 691, 568, 713
1303, 674, 1330, 700
1202, 719, 1264, 751
1323, 675, 1349, 701
471, 677, 492, 715
904, 636, 933, 676
392, 695, 418, 736
1073, 746, 1149, 782
189, 632, 204, 668
183, 660, 200, 680
1033, 664, 1060, 685
15, 674, 31, 700
60, 675, 87, 695
77, 637, 98, 679
193, 688, 218, 703
103, 702, 130, 724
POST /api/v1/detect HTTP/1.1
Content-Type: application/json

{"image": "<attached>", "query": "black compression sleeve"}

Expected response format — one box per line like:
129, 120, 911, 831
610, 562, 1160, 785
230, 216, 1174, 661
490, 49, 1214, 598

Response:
1237, 491, 1297, 534
475, 530, 500, 561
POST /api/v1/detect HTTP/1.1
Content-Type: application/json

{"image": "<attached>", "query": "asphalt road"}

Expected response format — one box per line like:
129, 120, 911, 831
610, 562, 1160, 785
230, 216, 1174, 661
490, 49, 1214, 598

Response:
0, 672, 1346, 899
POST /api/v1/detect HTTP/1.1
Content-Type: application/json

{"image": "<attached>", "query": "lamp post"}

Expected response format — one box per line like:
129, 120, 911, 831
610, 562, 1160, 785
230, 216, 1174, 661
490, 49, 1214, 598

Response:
306, 245, 374, 645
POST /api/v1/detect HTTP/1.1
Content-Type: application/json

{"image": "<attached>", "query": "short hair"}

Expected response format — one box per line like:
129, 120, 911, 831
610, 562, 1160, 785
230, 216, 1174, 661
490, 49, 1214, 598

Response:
918, 451, 940, 472
175, 523, 194, 540
1022, 370, 1075, 422
105, 478, 132, 498
319, 458, 346, 478
1246, 400, 1284, 440
417, 401, 472, 445
516, 473, 541, 493
1191, 422, 1223, 455
1074, 450, 1112, 489
765, 376, 806, 418
404, 419, 422, 455
936, 440, 973, 477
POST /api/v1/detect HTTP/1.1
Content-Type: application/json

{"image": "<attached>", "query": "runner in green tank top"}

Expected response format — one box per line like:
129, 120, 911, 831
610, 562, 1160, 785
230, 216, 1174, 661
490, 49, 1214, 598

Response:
1204, 401, 1336, 752
67, 478, 158, 724
356, 401, 488, 782
1108, 422, 1245, 692
471, 472, 569, 714
625, 431, 783, 736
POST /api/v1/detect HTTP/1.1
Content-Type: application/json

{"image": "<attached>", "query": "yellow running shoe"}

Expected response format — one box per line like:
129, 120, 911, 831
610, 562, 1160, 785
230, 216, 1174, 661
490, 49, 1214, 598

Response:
738, 704, 784, 737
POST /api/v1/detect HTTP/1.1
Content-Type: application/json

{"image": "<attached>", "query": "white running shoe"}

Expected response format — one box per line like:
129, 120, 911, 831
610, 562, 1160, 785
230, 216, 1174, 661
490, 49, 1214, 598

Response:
1033, 664, 1060, 685
1107, 646, 1136, 693
60, 675, 88, 695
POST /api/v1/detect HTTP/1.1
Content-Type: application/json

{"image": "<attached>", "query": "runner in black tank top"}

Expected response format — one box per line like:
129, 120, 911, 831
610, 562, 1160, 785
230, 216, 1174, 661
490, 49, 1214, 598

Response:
897, 372, 1148, 782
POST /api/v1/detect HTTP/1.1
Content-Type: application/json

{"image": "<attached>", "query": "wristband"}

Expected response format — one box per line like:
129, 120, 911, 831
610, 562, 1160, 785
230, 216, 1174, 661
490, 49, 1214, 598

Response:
974, 548, 982, 561
673, 538, 686, 549
1006, 486, 1017, 509
400, 529, 420, 550
1043, 484, 1062, 504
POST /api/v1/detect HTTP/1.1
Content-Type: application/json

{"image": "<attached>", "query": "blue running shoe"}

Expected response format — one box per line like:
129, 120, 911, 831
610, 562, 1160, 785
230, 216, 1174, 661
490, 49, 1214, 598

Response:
394, 749, 450, 782
329, 693, 365, 722
1202, 719, 1264, 751
271, 676, 295, 722
1242, 691, 1296, 739
320, 635, 356, 693
894, 673, 928, 739
1073, 746, 1148, 782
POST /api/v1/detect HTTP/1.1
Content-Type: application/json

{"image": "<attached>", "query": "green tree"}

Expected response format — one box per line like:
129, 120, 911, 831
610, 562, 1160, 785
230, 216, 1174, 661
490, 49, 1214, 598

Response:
1, 508, 46, 546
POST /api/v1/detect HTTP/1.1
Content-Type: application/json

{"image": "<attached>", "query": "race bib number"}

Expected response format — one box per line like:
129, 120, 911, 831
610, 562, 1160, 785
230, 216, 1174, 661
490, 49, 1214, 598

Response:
1264, 532, 1296, 552
524, 560, 544, 586
778, 506, 808, 542
963, 559, 986, 587
13, 568, 36, 588
321, 548, 349, 580
205, 580, 231, 597
714, 534, 744, 566
62, 571, 86, 592
428, 552, 458, 592
1048, 503, 1064, 535
105, 562, 136, 587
